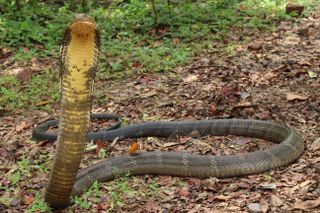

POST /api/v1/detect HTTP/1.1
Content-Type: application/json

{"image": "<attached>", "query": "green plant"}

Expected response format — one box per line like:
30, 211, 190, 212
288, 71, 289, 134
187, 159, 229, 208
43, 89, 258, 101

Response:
98, 148, 108, 158
1, 0, 319, 113
106, 173, 135, 211
7, 171, 21, 185
27, 192, 52, 213
0, 75, 18, 109
0, 1, 71, 60
73, 181, 101, 210
0, 157, 50, 209
148, 179, 160, 191
0, 70, 59, 112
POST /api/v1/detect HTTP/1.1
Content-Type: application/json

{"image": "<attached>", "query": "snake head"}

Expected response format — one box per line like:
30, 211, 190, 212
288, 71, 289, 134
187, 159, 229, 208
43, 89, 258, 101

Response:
70, 14, 97, 35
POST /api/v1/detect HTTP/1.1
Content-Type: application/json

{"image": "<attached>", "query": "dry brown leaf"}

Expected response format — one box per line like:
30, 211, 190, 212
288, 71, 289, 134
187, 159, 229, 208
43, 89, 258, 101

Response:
213, 192, 240, 201
35, 100, 49, 106
15, 121, 29, 132
163, 142, 178, 148
209, 104, 217, 114
248, 41, 263, 50
163, 188, 176, 195
286, 92, 308, 101
172, 38, 180, 45
310, 138, 320, 151
142, 91, 157, 98
293, 197, 320, 210
283, 34, 300, 46
23, 194, 34, 205
265, 71, 279, 80
270, 194, 284, 207
203, 178, 220, 192
153, 41, 163, 47
178, 187, 189, 197
183, 74, 198, 83
260, 198, 269, 213
95, 140, 107, 155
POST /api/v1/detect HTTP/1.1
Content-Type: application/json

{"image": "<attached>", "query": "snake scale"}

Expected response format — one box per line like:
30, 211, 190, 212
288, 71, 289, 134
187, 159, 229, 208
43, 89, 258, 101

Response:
32, 14, 304, 208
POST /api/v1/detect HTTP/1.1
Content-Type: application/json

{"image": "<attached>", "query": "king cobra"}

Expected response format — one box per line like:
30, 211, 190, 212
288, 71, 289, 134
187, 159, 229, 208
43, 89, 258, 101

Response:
33, 14, 304, 208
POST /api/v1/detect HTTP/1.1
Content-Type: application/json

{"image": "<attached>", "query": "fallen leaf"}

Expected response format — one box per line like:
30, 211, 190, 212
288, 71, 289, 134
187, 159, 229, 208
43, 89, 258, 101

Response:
138, 76, 151, 84
35, 101, 49, 106
293, 197, 320, 210
310, 138, 320, 151
8, 67, 33, 82
17, 68, 33, 82
142, 91, 157, 98
286, 92, 308, 101
132, 62, 142, 69
183, 74, 198, 83
310, 82, 320, 88
172, 38, 180, 45
220, 86, 235, 96
203, 178, 220, 192
230, 138, 251, 146
200, 57, 210, 64
239, 4, 248, 11
96, 140, 107, 155
32, 174, 48, 183
255, 111, 271, 120
265, 71, 279, 80
209, 104, 217, 114
213, 192, 240, 201
163, 142, 178, 148
248, 41, 263, 51
163, 188, 176, 195
270, 194, 283, 207
153, 41, 163, 47
23, 194, 34, 205
260, 198, 269, 213
283, 34, 300, 46
178, 187, 189, 197
197, 192, 208, 200
16, 121, 29, 132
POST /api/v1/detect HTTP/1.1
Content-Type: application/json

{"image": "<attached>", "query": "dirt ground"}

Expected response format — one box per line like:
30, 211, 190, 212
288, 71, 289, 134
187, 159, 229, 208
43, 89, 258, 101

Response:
1, 7, 320, 213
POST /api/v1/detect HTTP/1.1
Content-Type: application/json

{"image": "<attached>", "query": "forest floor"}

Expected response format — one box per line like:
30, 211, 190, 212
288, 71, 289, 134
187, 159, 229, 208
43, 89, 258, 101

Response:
1, 6, 320, 213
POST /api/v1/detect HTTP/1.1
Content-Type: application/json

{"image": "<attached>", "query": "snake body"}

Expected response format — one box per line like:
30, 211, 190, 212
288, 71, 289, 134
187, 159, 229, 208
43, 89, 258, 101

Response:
35, 15, 304, 208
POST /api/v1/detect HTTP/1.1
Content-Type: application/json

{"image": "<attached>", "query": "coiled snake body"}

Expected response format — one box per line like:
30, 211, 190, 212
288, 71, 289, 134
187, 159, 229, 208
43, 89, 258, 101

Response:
33, 14, 304, 208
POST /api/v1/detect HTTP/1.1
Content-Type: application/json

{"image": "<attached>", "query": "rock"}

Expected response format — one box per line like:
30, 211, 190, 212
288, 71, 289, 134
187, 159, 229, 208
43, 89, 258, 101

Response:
285, 3, 304, 16
248, 203, 262, 212
260, 183, 277, 190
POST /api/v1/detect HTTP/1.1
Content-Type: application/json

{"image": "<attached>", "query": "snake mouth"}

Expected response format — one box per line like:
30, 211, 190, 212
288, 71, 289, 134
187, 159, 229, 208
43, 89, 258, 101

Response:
70, 14, 96, 35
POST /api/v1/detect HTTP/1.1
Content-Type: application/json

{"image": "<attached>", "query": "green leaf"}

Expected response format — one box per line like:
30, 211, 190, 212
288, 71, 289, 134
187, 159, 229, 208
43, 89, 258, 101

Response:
308, 71, 317, 78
